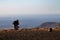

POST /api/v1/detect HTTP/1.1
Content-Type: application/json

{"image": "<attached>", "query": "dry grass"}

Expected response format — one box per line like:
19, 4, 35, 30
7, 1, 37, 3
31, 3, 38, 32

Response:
0, 28, 60, 40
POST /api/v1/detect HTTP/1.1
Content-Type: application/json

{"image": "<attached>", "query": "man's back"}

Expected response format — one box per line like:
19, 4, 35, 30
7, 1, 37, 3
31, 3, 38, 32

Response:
13, 20, 19, 26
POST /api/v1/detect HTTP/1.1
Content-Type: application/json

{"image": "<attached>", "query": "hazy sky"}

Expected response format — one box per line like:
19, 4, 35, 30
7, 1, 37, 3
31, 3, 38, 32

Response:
0, 0, 60, 17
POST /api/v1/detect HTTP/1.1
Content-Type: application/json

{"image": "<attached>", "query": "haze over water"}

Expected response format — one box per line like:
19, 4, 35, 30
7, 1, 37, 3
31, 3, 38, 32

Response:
0, 14, 60, 29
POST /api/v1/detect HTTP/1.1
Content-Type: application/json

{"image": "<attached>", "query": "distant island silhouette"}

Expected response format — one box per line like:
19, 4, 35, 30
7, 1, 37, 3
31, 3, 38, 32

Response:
38, 22, 60, 28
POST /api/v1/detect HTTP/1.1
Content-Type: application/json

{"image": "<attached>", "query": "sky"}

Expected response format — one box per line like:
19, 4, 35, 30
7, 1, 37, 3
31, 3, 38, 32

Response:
0, 0, 60, 17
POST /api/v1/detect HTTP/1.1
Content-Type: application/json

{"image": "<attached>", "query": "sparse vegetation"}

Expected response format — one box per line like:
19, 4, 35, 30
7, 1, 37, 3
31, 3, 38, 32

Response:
0, 28, 60, 40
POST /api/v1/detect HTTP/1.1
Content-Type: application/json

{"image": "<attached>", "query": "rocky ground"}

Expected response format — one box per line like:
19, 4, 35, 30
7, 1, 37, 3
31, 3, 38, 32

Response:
0, 28, 60, 40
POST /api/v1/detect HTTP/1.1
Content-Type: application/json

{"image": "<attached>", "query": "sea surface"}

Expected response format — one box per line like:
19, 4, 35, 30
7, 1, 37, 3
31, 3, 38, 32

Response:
0, 14, 60, 29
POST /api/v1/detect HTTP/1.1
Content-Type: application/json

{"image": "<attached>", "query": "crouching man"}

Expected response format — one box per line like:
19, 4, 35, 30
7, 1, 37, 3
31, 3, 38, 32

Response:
49, 28, 52, 32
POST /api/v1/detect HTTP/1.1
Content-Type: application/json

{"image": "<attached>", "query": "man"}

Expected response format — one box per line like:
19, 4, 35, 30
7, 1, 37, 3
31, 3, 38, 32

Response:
13, 20, 19, 30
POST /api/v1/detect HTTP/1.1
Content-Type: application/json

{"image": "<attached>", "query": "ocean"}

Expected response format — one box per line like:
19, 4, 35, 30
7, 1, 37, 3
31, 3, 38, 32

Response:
0, 14, 60, 29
